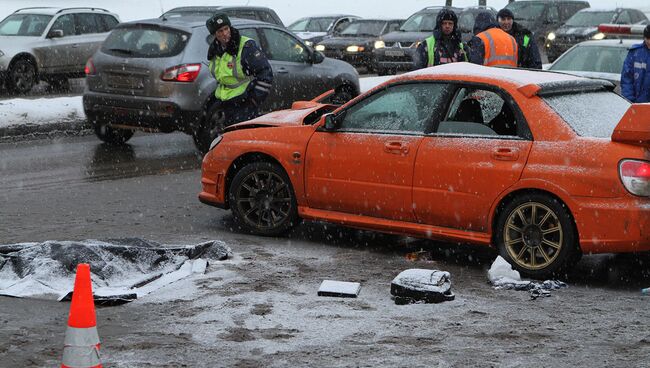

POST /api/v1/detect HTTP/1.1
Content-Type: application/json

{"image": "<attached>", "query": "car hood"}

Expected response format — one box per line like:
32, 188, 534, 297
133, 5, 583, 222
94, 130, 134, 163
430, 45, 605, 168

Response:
319, 36, 375, 46
295, 31, 328, 40
225, 101, 333, 132
555, 26, 598, 37
381, 31, 429, 43
0, 35, 40, 48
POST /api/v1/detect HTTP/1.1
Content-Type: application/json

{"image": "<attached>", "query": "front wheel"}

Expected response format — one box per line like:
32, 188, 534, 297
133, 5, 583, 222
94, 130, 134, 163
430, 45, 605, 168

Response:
494, 193, 580, 279
7, 59, 36, 94
228, 162, 299, 236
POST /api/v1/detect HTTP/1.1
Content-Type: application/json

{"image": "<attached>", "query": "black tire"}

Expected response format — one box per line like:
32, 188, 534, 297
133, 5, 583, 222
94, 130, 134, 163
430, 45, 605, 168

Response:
330, 84, 356, 105
228, 161, 299, 236
494, 193, 580, 279
89, 114, 134, 145
193, 102, 225, 154
7, 58, 36, 94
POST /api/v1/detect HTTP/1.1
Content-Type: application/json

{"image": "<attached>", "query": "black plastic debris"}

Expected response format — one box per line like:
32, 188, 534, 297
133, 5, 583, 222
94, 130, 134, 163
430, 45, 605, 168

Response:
391, 269, 455, 304
317, 280, 361, 298
58, 292, 138, 306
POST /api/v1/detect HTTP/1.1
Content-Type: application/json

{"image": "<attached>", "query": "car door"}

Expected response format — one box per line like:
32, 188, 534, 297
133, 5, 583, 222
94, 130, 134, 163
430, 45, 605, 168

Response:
38, 14, 77, 73
304, 82, 449, 222
73, 13, 107, 70
412, 86, 533, 232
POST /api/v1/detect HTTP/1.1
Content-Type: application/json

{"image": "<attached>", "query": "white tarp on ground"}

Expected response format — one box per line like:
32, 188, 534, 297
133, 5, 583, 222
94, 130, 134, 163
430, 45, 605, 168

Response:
0, 238, 230, 301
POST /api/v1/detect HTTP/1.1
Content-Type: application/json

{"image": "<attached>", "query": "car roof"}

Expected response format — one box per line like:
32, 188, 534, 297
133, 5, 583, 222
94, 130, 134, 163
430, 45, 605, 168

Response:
349, 18, 403, 22
296, 14, 359, 19
419, 6, 462, 12
118, 16, 272, 32
13, 7, 113, 16
573, 39, 643, 46
461, 6, 497, 12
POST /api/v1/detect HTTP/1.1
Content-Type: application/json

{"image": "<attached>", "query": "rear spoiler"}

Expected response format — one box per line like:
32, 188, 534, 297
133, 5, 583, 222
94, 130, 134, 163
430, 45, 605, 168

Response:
612, 104, 650, 147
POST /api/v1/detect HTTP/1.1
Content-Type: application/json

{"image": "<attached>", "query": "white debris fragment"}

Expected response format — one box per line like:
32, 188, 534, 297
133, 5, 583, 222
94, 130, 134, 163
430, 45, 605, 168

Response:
318, 280, 361, 298
488, 256, 522, 284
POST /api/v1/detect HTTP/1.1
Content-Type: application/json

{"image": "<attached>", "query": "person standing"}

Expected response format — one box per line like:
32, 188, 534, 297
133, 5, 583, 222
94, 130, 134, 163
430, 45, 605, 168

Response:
468, 12, 518, 67
621, 25, 650, 103
413, 8, 468, 69
496, 8, 542, 69
205, 13, 273, 127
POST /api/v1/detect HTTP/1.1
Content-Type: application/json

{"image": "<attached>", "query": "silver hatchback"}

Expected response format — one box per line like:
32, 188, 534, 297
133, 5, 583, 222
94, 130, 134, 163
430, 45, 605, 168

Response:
0, 7, 120, 93
83, 17, 360, 152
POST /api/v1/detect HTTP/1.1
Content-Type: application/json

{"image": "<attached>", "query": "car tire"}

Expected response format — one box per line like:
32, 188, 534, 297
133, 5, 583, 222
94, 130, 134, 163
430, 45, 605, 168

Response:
494, 193, 580, 279
228, 161, 299, 236
90, 115, 134, 145
7, 58, 36, 94
193, 102, 225, 154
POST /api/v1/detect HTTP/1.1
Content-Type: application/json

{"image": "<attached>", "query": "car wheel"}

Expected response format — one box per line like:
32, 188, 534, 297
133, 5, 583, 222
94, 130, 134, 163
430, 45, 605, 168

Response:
90, 115, 134, 145
193, 102, 225, 154
494, 193, 580, 279
8, 59, 36, 94
228, 161, 299, 236
330, 84, 356, 105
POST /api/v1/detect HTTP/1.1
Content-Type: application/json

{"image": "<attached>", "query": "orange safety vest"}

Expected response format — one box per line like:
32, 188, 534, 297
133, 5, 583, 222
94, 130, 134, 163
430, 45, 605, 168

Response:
477, 28, 518, 67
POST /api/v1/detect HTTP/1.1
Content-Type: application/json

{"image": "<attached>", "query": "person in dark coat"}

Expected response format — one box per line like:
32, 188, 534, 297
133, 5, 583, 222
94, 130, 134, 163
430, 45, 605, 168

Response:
621, 25, 650, 103
497, 8, 542, 69
413, 8, 468, 69
467, 12, 518, 67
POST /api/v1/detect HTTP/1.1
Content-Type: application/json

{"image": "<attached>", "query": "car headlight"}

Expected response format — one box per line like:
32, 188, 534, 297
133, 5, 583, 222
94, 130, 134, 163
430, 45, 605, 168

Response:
410, 41, 421, 49
208, 135, 223, 151
346, 45, 365, 53
315, 44, 325, 51
546, 32, 556, 41
374, 40, 385, 49
592, 32, 605, 40
304, 40, 313, 46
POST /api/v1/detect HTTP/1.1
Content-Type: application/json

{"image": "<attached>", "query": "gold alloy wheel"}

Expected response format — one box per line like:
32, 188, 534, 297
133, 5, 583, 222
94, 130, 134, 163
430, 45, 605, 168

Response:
503, 202, 563, 271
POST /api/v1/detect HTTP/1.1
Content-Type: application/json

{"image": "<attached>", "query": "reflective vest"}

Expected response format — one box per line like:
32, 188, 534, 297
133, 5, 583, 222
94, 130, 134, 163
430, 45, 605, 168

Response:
209, 36, 252, 101
477, 28, 518, 67
426, 35, 468, 67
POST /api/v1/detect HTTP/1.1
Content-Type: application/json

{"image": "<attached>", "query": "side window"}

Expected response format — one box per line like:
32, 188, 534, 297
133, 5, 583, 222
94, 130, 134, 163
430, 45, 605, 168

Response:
388, 21, 401, 33
239, 27, 265, 53
440, 87, 518, 137
332, 19, 351, 35
615, 11, 631, 25
51, 14, 75, 36
231, 10, 258, 22
546, 6, 560, 23
75, 13, 100, 35
339, 83, 447, 133
99, 15, 119, 32
261, 28, 309, 63
259, 12, 279, 25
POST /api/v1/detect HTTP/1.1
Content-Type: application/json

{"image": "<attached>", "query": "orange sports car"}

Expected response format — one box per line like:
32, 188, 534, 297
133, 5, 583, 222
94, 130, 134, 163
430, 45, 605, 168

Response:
199, 62, 650, 278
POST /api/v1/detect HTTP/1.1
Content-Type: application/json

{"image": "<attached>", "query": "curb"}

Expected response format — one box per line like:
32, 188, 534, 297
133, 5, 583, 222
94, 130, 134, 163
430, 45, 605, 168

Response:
0, 119, 92, 142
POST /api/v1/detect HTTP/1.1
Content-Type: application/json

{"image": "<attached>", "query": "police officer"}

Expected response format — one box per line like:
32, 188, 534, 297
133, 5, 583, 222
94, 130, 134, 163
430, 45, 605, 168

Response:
413, 8, 468, 69
468, 12, 518, 67
496, 8, 542, 69
198, 13, 273, 151
621, 25, 650, 103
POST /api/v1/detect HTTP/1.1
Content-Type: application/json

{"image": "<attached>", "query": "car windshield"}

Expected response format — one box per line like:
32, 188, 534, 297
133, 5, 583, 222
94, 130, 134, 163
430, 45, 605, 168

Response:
550, 45, 628, 74
0, 14, 52, 36
505, 2, 546, 21
340, 21, 385, 36
400, 11, 439, 32
543, 91, 629, 138
565, 11, 616, 27
289, 17, 337, 32
101, 26, 190, 58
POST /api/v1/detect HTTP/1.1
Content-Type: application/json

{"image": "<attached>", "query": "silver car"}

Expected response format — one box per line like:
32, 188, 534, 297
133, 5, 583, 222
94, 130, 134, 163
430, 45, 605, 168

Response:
83, 17, 360, 152
0, 7, 120, 93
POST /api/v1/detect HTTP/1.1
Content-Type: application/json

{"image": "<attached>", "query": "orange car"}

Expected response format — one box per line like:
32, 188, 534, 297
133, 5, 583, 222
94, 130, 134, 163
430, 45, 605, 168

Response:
199, 62, 650, 278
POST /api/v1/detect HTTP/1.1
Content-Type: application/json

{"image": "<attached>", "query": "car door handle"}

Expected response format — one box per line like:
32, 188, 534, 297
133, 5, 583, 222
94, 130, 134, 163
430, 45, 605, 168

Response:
276, 67, 288, 74
384, 141, 409, 155
492, 147, 519, 161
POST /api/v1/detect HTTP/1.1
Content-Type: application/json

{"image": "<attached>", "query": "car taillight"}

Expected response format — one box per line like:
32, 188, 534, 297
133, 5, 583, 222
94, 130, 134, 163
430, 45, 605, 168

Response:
619, 160, 650, 196
84, 58, 95, 75
161, 64, 201, 82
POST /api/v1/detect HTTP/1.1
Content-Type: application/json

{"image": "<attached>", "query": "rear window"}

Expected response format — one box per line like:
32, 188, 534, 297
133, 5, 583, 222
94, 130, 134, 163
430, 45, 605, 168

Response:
102, 26, 190, 58
543, 92, 630, 138
549, 45, 628, 74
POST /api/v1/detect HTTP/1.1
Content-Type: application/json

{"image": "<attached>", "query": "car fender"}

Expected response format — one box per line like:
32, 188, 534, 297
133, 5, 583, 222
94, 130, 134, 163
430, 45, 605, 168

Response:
9, 52, 40, 75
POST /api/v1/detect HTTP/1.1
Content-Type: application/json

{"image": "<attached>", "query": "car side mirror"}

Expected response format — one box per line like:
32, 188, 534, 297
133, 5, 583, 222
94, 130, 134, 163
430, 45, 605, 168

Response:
311, 50, 325, 64
323, 113, 337, 131
48, 29, 64, 38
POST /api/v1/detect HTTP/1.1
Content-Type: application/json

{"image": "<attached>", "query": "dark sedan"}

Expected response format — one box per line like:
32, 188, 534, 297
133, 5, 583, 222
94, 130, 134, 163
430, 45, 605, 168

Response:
314, 19, 403, 72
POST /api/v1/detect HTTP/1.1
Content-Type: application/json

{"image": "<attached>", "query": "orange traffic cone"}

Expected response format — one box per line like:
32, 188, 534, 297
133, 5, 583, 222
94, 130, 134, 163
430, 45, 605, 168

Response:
61, 263, 102, 368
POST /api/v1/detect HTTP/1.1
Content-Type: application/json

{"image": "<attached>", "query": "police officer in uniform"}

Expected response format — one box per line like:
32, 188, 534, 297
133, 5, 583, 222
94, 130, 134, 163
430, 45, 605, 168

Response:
496, 8, 542, 69
413, 8, 468, 69
198, 13, 273, 152
621, 25, 650, 103
468, 12, 518, 67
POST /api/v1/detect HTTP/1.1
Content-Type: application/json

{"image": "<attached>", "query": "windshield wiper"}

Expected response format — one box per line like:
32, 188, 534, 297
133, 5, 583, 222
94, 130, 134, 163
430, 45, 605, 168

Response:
108, 48, 133, 54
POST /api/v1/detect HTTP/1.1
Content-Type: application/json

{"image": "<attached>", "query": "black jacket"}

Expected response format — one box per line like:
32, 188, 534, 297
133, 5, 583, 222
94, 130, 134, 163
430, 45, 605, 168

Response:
207, 27, 273, 105
508, 22, 542, 69
413, 10, 467, 69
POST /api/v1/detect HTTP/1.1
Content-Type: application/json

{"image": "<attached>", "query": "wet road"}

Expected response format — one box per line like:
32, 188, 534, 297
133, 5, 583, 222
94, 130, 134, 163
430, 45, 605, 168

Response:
1, 134, 650, 367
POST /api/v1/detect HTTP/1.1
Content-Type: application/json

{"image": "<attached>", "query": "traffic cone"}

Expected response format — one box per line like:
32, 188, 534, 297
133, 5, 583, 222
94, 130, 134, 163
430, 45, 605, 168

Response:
61, 263, 102, 368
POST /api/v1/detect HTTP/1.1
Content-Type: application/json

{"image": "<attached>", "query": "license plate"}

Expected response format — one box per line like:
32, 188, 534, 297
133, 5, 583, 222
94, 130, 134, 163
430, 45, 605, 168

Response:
385, 50, 405, 57
107, 75, 144, 89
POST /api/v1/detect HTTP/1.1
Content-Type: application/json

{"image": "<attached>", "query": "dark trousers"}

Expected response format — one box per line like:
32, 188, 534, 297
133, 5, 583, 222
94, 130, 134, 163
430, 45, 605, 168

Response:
222, 99, 261, 127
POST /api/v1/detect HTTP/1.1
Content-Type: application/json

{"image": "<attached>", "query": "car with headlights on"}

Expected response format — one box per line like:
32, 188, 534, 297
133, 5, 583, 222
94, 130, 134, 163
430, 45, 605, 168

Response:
199, 62, 650, 279
0, 7, 120, 93
82, 17, 359, 152
314, 18, 403, 72
545, 7, 647, 61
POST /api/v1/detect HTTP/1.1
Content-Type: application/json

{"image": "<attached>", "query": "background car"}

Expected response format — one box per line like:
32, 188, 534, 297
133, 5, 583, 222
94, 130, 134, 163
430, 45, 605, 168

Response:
82, 17, 360, 152
314, 18, 403, 73
199, 62, 650, 279
287, 14, 360, 47
545, 7, 648, 61
504, 0, 590, 61
0, 7, 120, 93
160, 6, 284, 27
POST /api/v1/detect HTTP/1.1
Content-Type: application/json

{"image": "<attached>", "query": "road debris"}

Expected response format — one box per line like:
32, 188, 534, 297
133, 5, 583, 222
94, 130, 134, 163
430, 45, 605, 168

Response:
391, 269, 455, 304
317, 280, 361, 298
488, 256, 568, 300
